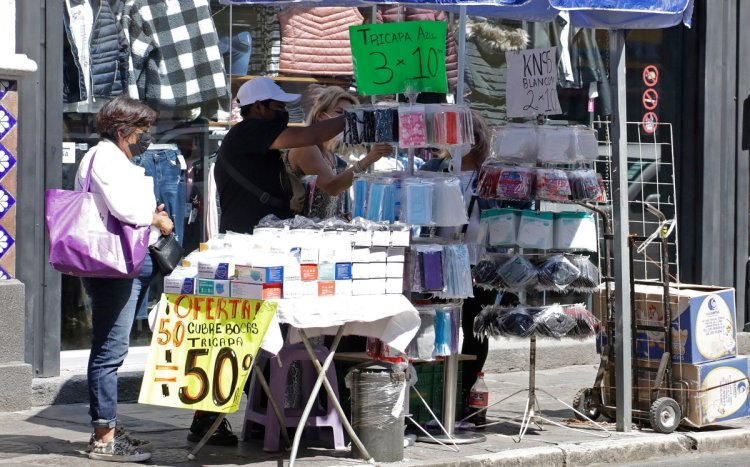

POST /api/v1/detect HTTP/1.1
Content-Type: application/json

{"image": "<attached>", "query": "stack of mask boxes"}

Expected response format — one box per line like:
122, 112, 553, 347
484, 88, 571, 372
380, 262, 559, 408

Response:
163, 227, 409, 300
594, 284, 748, 427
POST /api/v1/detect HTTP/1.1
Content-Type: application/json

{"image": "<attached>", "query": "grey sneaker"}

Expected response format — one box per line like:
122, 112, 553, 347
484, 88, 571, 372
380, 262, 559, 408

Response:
87, 436, 151, 463
88, 427, 153, 453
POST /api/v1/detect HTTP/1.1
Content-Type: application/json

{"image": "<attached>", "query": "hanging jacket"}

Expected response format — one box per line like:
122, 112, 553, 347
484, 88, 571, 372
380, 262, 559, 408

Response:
121, 0, 230, 110
278, 7, 364, 76
376, 5, 458, 92
63, 0, 129, 104
463, 18, 529, 124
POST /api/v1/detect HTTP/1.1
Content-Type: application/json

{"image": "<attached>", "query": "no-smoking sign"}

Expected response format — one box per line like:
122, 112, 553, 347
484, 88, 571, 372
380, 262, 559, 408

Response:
643, 65, 659, 87
642, 88, 659, 110
642, 112, 658, 134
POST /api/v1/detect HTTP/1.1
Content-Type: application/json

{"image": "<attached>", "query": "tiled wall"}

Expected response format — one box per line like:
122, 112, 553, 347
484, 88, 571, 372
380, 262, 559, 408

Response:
0, 80, 17, 278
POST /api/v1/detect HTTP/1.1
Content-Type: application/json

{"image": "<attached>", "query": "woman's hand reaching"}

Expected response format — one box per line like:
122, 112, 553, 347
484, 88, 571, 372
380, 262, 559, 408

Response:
361, 143, 393, 168
152, 204, 174, 236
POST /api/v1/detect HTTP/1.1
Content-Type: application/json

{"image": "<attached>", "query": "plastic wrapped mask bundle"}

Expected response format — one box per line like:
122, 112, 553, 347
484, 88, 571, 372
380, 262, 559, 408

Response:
472, 254, 509, 290
535, 168, 572, 202
408, 309, 436, 360
568, 169, 603, 201
498, 307, 537, 338
536, 254, 582, 292
491, 124, 538, 163
482, 208, 521, 247
401, 178, 434, 225
496, 165, 536, 201
534, 304, 577, 338
352, 177, 369, 218
434, 307, 454, 356
398, 105, 427, 148
375, 107, 399, 143
477, 161, 504, 199
516, 211, 554, 250
573, 126, 599, 161
418, 246, 444, 292
432, 177, 468, 226
537, 126, 576, 163
569, 255, 601, 292
344, 109, 363, 144
553, 211, 597, 252
563, 304, 600, 338
498, 254, 538, 290
436, 244, 473, 299
366, 179, 397, 223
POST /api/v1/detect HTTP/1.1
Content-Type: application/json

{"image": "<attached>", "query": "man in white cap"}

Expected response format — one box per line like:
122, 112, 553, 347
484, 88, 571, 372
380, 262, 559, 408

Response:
189, 77, 345, 445
213, 76, 346, 236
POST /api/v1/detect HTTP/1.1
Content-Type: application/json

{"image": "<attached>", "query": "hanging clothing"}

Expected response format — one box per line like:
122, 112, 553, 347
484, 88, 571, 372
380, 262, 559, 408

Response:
278, 7, 364, 76
63, 0, 129, 108
120, 0, 230, 110
248, 6, 282, 76
376, 5, 459, 92
550, 18, 612, 121
462, 17, 529, 125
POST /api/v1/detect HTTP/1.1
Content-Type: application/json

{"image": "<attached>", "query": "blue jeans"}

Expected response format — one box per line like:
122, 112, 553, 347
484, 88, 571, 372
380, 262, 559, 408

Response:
83, 255, 155, 429
218, 31, 252, 76
132, 149, 186, 245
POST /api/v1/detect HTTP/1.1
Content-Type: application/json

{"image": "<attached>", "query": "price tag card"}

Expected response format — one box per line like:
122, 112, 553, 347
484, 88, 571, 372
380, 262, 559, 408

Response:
138, 294, 277, 413
506, 47, 562, 118
350, 21, 447, 96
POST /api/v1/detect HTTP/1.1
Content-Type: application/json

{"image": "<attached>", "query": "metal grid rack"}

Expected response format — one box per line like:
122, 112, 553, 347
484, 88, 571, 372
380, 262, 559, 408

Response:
594, 120, 680, 284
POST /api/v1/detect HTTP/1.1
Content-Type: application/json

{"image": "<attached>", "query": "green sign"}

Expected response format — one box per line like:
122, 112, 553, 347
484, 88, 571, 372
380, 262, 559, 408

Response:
349, 21, 448, 96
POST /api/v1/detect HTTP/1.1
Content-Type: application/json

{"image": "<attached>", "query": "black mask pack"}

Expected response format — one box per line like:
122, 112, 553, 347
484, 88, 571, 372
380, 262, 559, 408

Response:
129, 132, 152, 157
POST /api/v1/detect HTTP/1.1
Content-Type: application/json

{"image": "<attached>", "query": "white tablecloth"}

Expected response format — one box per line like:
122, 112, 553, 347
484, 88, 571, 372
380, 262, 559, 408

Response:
259, 295, 420, 355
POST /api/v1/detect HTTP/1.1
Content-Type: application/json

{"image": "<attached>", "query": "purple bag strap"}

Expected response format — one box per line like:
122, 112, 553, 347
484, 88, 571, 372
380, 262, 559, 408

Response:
83, 150, 98, 193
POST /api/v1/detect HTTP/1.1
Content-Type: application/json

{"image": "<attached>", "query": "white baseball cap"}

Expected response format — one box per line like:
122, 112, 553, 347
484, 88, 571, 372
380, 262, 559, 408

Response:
236, 77, 300, 106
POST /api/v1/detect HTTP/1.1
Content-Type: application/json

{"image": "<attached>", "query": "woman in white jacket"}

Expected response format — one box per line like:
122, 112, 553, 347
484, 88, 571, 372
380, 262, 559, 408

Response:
74, 96, 173, 462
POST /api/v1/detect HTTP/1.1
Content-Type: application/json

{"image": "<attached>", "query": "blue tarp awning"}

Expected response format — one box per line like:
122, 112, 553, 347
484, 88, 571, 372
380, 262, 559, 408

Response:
219, 0, 693, 29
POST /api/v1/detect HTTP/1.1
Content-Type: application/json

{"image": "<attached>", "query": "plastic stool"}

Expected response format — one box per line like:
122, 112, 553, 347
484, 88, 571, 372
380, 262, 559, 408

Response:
242, 345, 346, 452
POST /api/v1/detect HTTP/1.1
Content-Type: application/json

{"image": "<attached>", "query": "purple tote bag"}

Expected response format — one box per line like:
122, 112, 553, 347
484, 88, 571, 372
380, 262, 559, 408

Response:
45, 151, 150, 278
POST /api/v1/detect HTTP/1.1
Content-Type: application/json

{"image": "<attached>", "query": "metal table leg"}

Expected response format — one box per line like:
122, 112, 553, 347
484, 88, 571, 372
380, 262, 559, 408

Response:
187, 413, 226, 461
289, 325, 375, 466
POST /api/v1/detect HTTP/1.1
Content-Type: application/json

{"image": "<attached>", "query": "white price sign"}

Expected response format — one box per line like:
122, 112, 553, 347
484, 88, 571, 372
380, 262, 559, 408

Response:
62, 142, 76, 164
505, 47, 562, 118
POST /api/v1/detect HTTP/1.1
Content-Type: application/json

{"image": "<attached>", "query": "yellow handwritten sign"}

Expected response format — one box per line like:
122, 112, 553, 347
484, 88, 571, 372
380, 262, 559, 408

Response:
138, 294, 277, 413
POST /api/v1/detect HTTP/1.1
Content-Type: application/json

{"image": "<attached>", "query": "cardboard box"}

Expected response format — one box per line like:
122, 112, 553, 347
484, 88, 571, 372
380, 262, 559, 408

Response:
317, 263, 335, 281
335, 280, 352, 296
634, 284, 737, 364
233, 264, 254, 280
351, 263, 368, 280
318, 280, 335, 296
387, 247, 406, 263
352, 279, 386, 296
618, 356, 750, 428
386, 262, 405, 279
352, 247, 371, 263
369, 262, 387, 279
335, 263, 352, 280
593, 284, 738, 364
372, 230, 391, 247
164, 275, 196, 295
230, 280, 263, 299
283, 280, 317, 299
262, 283, 283, 300
672, 355, 750, 427
354, 230, 372, 247
197, 260, 233, 280
385, 278, 403, 294
390, 229, 411, 247
300, 264, 318, 281
369, 247, 388, 263
196, 279, 230, 297
248, 266, 284, 284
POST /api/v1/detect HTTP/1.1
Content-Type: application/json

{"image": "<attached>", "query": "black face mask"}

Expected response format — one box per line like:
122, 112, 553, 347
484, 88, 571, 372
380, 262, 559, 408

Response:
128, 132, 152, 157
273, 110, 290, 126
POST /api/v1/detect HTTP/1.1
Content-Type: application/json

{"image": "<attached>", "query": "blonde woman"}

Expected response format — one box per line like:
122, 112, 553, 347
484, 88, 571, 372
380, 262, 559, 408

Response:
287, 86, 392, 219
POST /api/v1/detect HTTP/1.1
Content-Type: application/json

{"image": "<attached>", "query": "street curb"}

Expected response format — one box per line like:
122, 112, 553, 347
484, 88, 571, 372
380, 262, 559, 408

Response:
683, 427, 750, 452
558, 433, 692, 465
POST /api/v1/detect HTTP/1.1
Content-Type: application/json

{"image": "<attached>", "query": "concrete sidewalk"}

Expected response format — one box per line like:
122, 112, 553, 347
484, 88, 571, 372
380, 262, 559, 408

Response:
4, 364, 750, 467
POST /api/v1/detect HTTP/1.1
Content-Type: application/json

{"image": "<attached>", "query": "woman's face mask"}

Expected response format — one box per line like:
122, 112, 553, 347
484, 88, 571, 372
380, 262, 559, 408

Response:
128, 131, 152, 157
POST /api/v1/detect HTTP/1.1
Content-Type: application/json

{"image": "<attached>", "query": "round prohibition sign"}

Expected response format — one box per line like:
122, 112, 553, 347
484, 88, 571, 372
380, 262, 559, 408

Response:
642, 112, 659, 134
643, 65, 659, 87
642, 88, 659, 110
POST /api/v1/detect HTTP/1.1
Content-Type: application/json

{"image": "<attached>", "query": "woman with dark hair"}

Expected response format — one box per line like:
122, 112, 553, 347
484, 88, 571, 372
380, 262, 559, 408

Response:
75, 96, 173, 462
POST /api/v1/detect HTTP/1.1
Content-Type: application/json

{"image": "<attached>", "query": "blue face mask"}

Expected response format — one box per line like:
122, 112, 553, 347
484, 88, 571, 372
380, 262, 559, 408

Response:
129, 132, 152, 157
